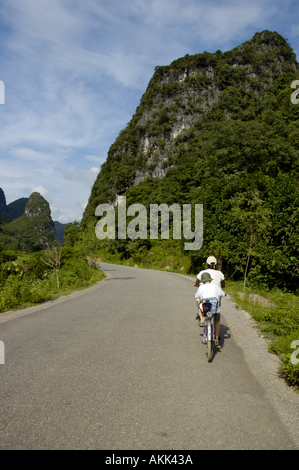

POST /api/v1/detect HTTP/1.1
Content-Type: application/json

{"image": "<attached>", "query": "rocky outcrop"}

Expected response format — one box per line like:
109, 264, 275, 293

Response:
0, 188, 6, 211
24, 192, 55, 244
25, 192, 50, 220
0, 188, 29, 223
82, 30, 298, 222
0, 191, 55, 251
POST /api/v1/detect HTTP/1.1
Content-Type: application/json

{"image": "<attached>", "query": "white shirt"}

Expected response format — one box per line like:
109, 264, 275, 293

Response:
195, 283, 225, 304
197, 268, 224, 288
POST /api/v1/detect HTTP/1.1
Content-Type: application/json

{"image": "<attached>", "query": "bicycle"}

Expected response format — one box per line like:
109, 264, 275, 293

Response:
201, 297, 219, 362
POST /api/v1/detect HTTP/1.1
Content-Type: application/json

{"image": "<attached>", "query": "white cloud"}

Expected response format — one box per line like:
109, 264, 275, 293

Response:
4, 0, 276, 90
56, 165, 99, 186
0, 0, 297, 223
11, 148, 56, 164
31, 186, 50, 199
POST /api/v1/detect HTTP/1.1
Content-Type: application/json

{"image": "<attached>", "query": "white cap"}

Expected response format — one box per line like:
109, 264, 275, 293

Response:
206, 256, 217, 265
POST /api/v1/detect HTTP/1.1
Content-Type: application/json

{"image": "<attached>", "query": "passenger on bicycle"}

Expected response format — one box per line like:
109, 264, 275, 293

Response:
194, 256, 225, 322
195, 256, 225, 289
194, 272, 227, 349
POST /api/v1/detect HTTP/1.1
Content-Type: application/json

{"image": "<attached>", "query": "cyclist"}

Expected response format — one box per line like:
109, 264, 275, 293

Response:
194, 256, 225, 325
195, 272, 227, 349
194, 256, 225, 289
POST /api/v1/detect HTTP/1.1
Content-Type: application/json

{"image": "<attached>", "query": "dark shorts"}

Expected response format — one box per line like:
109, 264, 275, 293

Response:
198, 300, 221, 322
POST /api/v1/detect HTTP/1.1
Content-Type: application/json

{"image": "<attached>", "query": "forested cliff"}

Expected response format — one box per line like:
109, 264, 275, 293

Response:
0, 191, 55, 251
81, 30, 299, 290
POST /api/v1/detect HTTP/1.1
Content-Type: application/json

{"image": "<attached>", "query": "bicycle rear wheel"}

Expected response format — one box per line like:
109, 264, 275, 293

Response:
207, 339, 213, 362
207, 319, 214, 362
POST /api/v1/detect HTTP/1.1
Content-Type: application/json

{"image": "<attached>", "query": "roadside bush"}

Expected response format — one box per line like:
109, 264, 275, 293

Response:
0, 277, 32, 311
29, 278, 55, 304
228, 281, 299, 391
0, 251, 18, 263
0, 250, 105, 313
270, 331, 299, 390
25, 252, 50, 280
59, 257, 90, 287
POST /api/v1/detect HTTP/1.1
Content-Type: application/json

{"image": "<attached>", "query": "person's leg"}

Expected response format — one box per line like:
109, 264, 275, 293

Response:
214, 313, 221, 348
215, 320, 220, 340
197, 300, 204, 324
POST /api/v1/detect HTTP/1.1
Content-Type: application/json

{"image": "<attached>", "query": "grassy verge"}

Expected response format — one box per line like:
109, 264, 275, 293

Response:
94, 239, 193, 275
0, 251, 105, 314
227, 281, 299, 392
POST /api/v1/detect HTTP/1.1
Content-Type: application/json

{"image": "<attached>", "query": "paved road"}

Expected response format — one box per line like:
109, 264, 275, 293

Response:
0, 263, 298, 450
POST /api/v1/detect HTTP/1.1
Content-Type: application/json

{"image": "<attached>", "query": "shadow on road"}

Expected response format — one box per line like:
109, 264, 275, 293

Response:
198, 324, 231, 362
219, 324, 231, 349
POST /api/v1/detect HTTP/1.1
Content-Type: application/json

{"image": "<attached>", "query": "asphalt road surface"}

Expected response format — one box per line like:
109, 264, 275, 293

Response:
0, 262, 298, 450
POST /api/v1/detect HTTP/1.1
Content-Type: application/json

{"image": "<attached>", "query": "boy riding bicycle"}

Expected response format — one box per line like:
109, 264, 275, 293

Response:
194, 255, 225, 322
195, 272, 227, 349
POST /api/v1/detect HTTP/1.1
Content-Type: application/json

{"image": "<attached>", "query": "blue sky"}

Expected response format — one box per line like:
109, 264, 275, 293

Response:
0, 0, 299, 223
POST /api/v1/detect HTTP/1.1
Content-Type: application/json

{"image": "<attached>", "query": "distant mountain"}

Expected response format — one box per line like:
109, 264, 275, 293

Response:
83, 30, 299, 223
0, 188, 6, 212
0, 188, 29, 222
54, 221, 68, 243
81, 30, 299, 291
0, 190, 56, 251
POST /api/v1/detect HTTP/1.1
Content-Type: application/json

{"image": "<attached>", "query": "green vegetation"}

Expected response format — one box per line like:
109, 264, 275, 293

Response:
83, 31, 298, 217
54, 221, 68, 243
0, 188, 68, 247
83, 30, 299, 292
0, 192, 56, 251
76, 31, 299, 390
228, 281, 299, 391
0, 236, 105, 313
2, 31, 299, 390
0, 196, 28, 223
0, 214, 107, 314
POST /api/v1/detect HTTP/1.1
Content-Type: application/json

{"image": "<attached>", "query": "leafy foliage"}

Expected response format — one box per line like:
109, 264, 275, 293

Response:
0, 192, 55, 251
82, 30, 299, 293
41, 242, 63, 289
0, 243, 104, 312
229, 283, 299, 390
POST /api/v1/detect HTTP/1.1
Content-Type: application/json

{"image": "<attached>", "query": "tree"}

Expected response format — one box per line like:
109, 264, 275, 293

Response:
206, 240, 230, 273
230, 189, 272, 290
75, 221, 100, 276
41, 242, 62, 289
64, 221, 81, 246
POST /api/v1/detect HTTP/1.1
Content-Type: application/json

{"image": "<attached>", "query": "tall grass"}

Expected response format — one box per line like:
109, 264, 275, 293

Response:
227, 281, 299, 391
96, 238, 192, 274
0, 251, 105, 313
